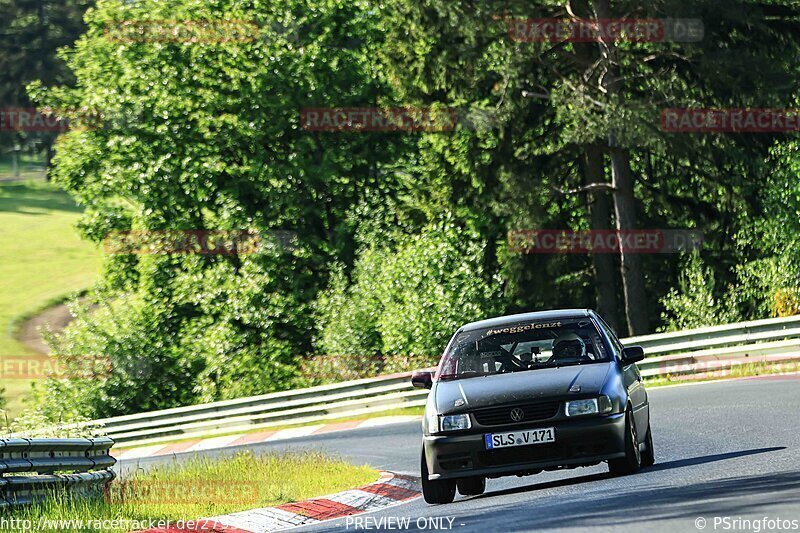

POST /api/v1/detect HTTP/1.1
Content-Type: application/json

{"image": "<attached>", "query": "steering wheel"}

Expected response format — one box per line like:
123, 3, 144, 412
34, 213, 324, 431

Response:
494, 346, 525, 372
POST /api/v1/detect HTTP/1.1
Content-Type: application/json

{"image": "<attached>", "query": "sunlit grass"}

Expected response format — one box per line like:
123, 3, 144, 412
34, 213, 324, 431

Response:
2, 451, 378, 532
0, 180, 101, 419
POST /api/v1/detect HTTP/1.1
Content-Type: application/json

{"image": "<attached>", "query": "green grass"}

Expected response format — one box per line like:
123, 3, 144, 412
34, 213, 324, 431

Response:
0, 180, 101, 419
0, 169, 47, 181
1, 451, 378, 532
0, 154, 47, 180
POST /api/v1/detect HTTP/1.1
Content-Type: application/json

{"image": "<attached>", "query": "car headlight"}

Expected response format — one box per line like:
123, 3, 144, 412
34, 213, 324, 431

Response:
426, 411, 439, 433
440, 414, 472, 432
566, 396, 613, 417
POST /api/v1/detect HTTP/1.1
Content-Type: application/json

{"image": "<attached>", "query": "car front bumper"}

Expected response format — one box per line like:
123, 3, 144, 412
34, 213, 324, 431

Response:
424, 412, 627, 480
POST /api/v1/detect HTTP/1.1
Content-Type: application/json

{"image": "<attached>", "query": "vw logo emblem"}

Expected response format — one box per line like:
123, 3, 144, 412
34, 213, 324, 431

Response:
510, 408, 524, 422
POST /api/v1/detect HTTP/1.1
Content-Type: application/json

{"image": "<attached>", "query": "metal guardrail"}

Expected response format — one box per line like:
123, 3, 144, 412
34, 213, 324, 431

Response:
622, 314, 800, 355
84, 315, 800, 449
96, 374, 428, 448
0, 437, 116, 508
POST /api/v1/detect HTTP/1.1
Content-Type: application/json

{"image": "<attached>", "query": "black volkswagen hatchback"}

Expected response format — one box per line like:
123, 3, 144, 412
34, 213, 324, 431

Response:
411, 309, 654, 504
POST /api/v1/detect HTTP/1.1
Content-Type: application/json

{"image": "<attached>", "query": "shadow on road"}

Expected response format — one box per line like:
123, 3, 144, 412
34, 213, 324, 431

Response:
455, 447, 795, 531
648, 447, 786, 472
481, 446, 786, 501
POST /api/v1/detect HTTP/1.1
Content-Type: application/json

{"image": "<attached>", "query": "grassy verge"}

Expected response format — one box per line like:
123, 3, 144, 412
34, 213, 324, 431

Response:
1, 451, 378, 532
644, 360, 800, 387
0, 180, 101, 419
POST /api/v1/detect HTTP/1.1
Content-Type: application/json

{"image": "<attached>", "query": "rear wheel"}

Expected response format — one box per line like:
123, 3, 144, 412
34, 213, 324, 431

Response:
608, 407, 642, 476
421, 450, 456, 504
456, 476, 486, 496
641, 423, 655, 468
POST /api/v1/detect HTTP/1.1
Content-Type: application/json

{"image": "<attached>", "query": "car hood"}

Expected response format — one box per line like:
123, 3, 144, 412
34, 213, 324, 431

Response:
434, 362, 612, 414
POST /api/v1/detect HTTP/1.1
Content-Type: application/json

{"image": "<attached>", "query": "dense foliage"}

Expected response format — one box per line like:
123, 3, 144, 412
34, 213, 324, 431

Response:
29, 0, 409, 417
19, 0, 800, 418
304, 221, 502, 384
0, 0, 93, 159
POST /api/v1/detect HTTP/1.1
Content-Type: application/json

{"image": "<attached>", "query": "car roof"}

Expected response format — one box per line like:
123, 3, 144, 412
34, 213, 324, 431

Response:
459, 309, 595, 332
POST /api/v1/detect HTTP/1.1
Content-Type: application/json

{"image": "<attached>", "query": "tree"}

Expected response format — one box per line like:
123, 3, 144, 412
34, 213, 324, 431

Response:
0, 0, 94, 167
29, 0, 409, 417
376, 0, 800, 334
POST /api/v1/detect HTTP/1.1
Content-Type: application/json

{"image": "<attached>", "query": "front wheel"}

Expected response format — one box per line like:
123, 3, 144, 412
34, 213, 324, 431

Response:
608, 407, 642, 476
641, 423, 655, 468
421, 450, 456, 504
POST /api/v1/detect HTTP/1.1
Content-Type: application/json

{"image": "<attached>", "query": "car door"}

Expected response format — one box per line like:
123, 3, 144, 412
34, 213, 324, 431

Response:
595, 316, 649, 435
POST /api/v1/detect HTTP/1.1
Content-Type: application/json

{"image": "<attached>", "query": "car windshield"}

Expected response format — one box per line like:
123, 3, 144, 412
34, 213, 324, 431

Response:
436, 318, 610, 381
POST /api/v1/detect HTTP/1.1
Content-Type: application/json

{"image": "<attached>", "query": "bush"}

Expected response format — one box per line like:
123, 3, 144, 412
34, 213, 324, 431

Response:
774, 288, 800, 317
734, 256, 800, 319
33, 293, 204, 420
30, 252, 307, 420
726, 143, 800, 320
306, 222, 502, 385
659, 252, 740, 331
0, 407, 104, 439
661, 251, 800, 332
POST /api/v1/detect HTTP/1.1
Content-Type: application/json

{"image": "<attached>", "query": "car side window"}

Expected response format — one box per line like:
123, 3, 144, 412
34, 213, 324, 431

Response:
597, 316, 624, 358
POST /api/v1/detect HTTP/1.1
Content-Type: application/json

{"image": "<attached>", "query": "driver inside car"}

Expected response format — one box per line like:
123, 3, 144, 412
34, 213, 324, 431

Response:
551, 332, 589, 362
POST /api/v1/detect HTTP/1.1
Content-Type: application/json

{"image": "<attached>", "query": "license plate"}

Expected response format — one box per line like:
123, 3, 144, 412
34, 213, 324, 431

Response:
485, 427, 555, 449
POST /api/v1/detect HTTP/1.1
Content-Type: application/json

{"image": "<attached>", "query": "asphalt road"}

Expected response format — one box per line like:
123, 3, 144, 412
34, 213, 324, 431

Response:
119, 377, 800, 532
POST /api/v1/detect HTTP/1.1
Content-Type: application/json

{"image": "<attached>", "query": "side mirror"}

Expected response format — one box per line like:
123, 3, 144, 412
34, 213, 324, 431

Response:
411, 371, 434, 390
621, 346, 645, 364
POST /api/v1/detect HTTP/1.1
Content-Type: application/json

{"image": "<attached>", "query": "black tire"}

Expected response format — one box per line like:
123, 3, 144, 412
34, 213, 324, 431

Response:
608, 407, 642, 476
641, 423, 655, 468
456, 476, 486, 496
421, 450, 456, 504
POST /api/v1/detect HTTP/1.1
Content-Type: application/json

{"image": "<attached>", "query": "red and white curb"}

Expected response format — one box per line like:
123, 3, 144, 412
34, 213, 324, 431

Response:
113, 416, 421, 461
134, 471, 421, 532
